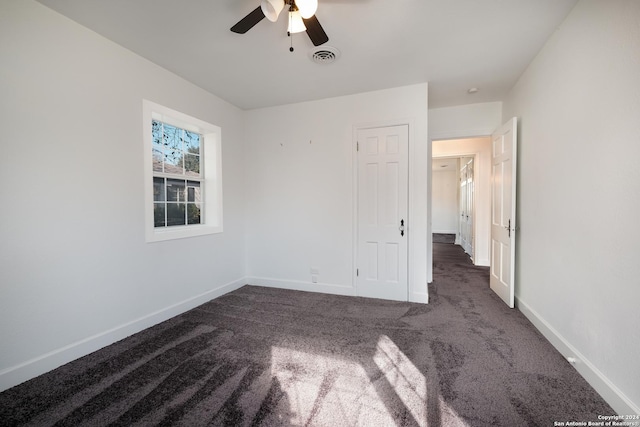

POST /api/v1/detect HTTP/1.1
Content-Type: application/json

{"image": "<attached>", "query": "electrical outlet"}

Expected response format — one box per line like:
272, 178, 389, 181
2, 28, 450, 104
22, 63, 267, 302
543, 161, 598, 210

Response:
311, 275, 318, 283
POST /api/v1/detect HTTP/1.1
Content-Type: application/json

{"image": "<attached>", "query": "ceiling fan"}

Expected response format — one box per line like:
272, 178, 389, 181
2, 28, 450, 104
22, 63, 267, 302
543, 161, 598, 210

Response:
230, 0, 329, 48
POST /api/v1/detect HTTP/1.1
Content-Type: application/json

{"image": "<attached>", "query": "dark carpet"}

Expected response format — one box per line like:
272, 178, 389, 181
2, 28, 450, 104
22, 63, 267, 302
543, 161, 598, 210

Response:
433, 234, 455, 244
0, 244, 612, 426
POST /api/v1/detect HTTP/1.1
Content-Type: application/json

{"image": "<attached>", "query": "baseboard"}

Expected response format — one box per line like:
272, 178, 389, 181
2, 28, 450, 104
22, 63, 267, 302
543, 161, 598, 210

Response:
433, 230, 457, 234
0, 278, 246, 393
246, 276, 356, 297
247, 277, 429, 305
516, 297, 639, 415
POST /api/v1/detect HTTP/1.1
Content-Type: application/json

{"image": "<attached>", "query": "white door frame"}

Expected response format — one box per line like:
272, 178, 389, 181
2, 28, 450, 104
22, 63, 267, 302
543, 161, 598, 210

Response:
353, 119, 426, 302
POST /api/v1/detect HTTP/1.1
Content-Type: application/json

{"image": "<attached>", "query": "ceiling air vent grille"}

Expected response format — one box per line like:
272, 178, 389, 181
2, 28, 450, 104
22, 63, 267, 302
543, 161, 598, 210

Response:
309, 46, 340, 64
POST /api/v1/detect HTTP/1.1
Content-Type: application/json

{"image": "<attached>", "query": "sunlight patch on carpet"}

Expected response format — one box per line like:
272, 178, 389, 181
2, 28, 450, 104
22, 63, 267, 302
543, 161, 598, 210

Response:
374, 334, 428, 426
270, 345, 397, 426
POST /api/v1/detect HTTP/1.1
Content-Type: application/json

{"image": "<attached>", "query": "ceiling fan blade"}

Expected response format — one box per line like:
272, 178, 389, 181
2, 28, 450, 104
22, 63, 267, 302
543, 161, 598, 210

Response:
230, 6, 265, 34
303, 15, 329, 46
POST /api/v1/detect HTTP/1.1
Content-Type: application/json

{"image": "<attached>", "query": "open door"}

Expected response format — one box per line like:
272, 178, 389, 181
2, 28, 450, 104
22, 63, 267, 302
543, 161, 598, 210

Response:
490, 117, 517, 308
459, 157, 474, 258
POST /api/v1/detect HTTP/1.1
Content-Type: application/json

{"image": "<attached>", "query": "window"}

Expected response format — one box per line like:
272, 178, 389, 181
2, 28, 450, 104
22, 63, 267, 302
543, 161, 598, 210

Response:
143, 100, 222, 242
152, 121, 203, 227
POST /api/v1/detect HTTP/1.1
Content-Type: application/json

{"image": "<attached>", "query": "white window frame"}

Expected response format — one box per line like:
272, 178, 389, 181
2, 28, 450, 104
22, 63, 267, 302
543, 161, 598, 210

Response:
143, 100, 223, 242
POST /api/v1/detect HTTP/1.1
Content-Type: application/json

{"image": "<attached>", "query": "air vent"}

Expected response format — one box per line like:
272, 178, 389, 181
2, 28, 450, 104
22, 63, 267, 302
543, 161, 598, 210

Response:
309, 46, 340, 64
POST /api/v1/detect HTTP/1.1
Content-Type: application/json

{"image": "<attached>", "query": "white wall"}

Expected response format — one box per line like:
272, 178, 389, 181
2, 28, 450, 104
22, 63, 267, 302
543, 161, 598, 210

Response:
432, 166, 458, 234
432, 138, 492, 266
429, 102, 502, 140
244, 84, 430, 302
503, 0, 640, 414
0, 0, 246, 390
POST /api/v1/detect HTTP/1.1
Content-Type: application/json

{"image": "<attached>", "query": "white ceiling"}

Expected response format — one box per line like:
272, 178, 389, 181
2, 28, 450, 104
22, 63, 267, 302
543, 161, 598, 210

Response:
35, 0, 577, 110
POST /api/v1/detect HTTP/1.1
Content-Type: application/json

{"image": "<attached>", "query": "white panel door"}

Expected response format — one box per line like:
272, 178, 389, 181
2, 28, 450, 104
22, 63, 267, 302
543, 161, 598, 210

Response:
459, 157, 474, 257
357, 125, 409, 301
490, 117, 518, 308
459, 161, 468, 249
466, 158, 475, 258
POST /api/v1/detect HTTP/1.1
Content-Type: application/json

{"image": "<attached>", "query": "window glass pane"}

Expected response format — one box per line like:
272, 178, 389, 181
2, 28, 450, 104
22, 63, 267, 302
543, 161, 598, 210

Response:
163, 123, 184, 173
167, 203, 186, 226
152, 120, 163, 150
153, 177, 165, 201
154, 203, 166, 227
152, 149, 164, 172
152, 121, 165, 172
166, 179, 185, 202
184, 154, 200, 176
187, 203, 201, 225
185, 131, 200, 152
187, 181, 201, 202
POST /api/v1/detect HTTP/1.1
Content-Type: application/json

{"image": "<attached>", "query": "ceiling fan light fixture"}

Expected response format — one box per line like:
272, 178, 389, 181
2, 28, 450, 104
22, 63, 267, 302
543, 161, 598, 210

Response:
288, 10, 306, 33
261, 0, 285, 22
295, 0, 318, 19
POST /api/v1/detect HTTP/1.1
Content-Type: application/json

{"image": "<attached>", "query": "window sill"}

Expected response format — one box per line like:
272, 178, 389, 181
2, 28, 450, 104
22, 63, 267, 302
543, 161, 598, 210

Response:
146, 224, 223, 243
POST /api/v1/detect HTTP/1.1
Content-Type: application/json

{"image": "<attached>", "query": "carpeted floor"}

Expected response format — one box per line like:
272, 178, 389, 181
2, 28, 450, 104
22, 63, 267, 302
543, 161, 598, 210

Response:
433, 234, 455, 244
0, 244, 613, 426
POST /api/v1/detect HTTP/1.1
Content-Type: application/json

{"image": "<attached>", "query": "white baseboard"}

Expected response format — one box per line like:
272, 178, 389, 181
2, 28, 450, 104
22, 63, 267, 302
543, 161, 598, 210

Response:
516, 297, 639, 415
0, 278, 246, 393
433, 230, 457, 234
246, 276, 356, 297
248, 277, 429, 305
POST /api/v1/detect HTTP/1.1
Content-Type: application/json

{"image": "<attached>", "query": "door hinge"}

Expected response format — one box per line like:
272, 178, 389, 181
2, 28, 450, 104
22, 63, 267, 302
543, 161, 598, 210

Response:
357, 141, 359, 151
356, 268, 359, 276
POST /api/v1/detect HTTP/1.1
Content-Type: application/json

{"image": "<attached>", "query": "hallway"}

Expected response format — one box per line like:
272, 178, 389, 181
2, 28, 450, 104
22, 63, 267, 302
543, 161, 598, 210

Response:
433, 234, 489, 289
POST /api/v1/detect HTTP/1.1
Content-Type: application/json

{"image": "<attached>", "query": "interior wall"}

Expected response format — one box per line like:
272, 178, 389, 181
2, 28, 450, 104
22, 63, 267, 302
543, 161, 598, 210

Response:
428, 102, 502, 140
503, 0, 640, 414
244, 84, 429, 302
431, 163, 458, 234
432, 138, 491, 266
0, 0, 247, 390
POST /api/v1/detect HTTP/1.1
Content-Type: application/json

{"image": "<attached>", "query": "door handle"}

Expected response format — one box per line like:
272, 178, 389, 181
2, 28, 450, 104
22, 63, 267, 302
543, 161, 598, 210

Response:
399, 219, 405, 236
504, 219, 511, 238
